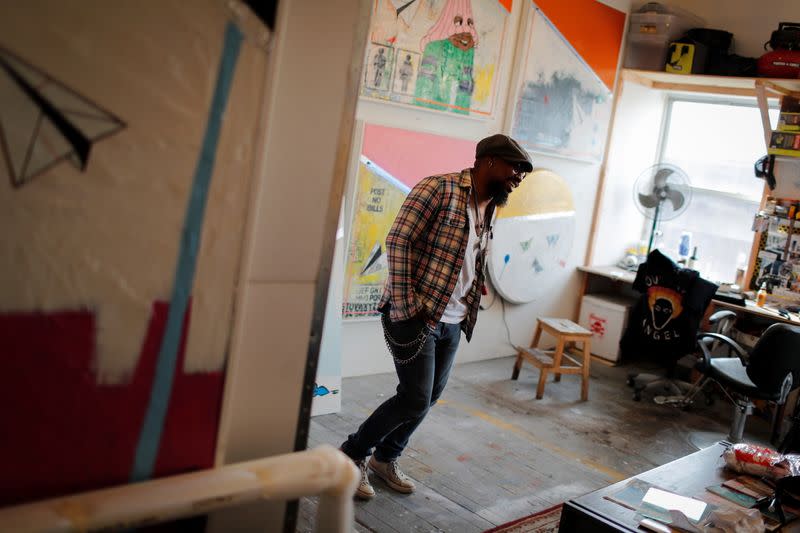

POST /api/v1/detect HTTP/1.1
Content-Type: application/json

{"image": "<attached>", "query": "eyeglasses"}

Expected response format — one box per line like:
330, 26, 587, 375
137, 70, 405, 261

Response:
504, 160, 528, 176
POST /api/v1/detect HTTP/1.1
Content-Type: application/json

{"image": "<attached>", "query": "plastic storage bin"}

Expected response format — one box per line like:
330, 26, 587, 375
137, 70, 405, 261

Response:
624, 11, 703, 71
578, 294, 635, 363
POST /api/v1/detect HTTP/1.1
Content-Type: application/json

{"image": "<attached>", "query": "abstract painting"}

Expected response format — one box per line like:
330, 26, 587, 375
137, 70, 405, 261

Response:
343, 156, 410, 319
488, 169, 575, 303
511, 3, 624, 161
343, 123, 476, 320
361, 0, 511, 117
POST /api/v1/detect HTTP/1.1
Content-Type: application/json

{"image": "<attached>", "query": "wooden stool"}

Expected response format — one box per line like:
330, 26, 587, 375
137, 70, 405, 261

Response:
511, 318, 593, 401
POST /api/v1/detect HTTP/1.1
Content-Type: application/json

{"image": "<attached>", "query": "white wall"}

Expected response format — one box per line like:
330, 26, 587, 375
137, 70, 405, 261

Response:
210, 0, 369, 530
591, 82, 667, 266
631, 0, 798, 59
339, 0, 632, 377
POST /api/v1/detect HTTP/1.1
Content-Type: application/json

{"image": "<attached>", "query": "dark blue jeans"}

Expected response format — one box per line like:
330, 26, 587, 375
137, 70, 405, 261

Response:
341, 321, 461, 462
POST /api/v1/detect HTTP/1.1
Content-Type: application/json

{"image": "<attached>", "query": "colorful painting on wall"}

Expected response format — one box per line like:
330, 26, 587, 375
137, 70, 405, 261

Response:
361, 0, 511, 117
343, 156, 410, 319
511, 2, 625, 161
343, 123, 476, 320
488, 169, 575, 303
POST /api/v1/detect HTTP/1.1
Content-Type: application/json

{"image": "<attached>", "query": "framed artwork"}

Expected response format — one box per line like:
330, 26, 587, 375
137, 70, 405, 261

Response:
360, 0, 512, 118
510, 2, 625, 162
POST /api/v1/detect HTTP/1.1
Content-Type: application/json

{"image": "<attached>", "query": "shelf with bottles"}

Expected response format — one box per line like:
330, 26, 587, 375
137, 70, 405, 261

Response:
749, 198, 800, 306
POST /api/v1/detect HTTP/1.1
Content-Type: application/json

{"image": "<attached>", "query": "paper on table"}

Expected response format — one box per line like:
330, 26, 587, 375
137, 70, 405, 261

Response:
641, 488, 708, 522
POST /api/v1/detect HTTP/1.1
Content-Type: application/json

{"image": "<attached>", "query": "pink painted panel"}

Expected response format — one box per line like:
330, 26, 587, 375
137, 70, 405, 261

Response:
362, 124, 476, 188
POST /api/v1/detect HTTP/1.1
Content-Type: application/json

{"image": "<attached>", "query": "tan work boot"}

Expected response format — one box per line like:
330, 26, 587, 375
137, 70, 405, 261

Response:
354, 458, 375, 500
368, 457, 416, 494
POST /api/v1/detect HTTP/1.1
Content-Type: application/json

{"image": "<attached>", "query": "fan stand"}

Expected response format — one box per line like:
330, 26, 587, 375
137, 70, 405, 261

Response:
646, 201, 661, 255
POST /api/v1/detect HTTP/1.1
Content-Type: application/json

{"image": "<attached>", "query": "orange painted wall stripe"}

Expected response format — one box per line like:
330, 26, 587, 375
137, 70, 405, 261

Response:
532, 0, 626, 91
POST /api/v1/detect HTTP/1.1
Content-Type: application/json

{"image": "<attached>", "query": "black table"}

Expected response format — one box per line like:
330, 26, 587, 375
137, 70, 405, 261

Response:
559, 442, 733, 532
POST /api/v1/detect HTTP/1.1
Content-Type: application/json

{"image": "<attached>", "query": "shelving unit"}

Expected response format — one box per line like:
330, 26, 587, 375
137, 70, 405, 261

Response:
622, 68, 800, 99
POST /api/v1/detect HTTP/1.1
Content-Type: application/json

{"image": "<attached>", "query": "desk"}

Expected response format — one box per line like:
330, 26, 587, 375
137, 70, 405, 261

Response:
713, 298, 800, 327
576, 265, 800, 327
559, 442, 729, 532
559, 442, 800, 532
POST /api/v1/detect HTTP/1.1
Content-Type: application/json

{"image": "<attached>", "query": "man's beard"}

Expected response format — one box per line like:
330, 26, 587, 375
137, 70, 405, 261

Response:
488, 180, 510, 207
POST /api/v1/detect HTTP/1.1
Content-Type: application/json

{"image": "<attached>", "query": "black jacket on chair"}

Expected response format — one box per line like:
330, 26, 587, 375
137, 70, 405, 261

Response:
621, 250, 718, 359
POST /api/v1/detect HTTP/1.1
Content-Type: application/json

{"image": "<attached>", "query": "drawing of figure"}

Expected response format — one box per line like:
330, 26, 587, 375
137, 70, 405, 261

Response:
414, 0, 478, 115
373, 48, 387, 88
399, 54, 413, 92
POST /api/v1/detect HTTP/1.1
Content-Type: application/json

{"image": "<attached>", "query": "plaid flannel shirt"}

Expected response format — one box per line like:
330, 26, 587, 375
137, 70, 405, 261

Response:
378, 169, 493, 342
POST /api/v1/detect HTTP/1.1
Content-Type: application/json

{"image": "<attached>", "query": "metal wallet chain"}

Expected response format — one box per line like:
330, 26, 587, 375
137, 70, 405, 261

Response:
380, 311, 430, 365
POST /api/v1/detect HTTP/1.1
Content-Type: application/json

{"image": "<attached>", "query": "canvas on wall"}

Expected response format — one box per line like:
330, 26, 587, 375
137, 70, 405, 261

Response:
0, 1, 267, 505
511, 2, 624, 162
361, 0, 512, 117
342, 156, 411, 320
342, 123, 476, 320
488, 169, 575, 303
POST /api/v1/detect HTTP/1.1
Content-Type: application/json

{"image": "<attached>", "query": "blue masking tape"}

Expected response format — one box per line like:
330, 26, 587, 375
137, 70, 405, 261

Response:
130, 22, 243, 482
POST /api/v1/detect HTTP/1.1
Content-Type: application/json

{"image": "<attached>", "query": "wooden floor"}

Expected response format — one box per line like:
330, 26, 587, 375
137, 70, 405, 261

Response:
298, 355, 773, 532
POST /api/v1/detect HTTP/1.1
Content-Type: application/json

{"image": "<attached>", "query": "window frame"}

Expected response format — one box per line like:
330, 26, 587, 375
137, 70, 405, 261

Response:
646, 93, 778, 282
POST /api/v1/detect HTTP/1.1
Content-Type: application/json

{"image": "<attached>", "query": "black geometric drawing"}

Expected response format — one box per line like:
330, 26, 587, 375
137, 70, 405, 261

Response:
0, 46, 125, 188
360, 241, 385, 277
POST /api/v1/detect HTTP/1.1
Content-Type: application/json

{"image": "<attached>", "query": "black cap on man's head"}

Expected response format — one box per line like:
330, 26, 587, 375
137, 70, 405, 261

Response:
475, 134, 533, 172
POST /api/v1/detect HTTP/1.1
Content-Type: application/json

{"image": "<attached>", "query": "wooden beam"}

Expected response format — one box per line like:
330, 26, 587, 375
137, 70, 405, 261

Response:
649, 81, 756, 97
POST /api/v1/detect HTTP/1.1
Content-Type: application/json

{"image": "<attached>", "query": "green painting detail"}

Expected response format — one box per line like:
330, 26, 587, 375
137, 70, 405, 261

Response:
415, 39, 474, 115
413, 0, 478, 115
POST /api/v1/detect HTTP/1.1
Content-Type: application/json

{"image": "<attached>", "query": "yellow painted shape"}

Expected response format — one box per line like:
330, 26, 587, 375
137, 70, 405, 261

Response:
498, 169, 574, 219
437, 399, 627, 481
473, 64, 495, 106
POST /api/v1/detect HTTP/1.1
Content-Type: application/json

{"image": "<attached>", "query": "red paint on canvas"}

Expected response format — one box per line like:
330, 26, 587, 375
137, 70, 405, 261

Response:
362, 124, 476, 188
0, 302, 224, 506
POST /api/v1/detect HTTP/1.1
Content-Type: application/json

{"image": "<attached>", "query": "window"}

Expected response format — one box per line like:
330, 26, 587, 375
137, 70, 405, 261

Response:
652, 96, 779, 284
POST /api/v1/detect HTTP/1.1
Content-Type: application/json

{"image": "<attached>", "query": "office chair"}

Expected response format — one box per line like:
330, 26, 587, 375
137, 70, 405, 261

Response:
657, 309, 738, 407
628, 309, 737, 402
694, 322, 800, 443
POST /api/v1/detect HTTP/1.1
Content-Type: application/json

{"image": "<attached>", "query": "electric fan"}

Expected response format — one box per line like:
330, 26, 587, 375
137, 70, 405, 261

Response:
634, 163, 692, 254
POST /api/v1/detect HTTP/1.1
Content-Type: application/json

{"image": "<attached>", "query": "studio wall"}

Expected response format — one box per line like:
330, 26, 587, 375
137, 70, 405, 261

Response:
338, 0, 632, 378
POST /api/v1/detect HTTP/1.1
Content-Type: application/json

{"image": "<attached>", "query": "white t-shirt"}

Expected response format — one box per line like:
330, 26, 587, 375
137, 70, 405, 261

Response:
441, 204, 481, 324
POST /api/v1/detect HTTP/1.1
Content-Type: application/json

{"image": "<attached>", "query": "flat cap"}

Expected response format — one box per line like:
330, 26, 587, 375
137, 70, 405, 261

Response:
475, 134, 533, 172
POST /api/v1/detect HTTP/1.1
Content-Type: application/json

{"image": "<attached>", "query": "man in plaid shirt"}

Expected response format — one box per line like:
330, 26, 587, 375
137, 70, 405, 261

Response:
341, 134, 533, 499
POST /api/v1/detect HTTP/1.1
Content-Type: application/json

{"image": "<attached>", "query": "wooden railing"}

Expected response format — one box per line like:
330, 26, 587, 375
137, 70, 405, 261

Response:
0, 445, 358, 533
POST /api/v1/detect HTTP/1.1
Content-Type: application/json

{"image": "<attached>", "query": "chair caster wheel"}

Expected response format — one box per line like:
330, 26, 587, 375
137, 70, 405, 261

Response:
633, 393, 641, 401
627, 377, 635, 387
